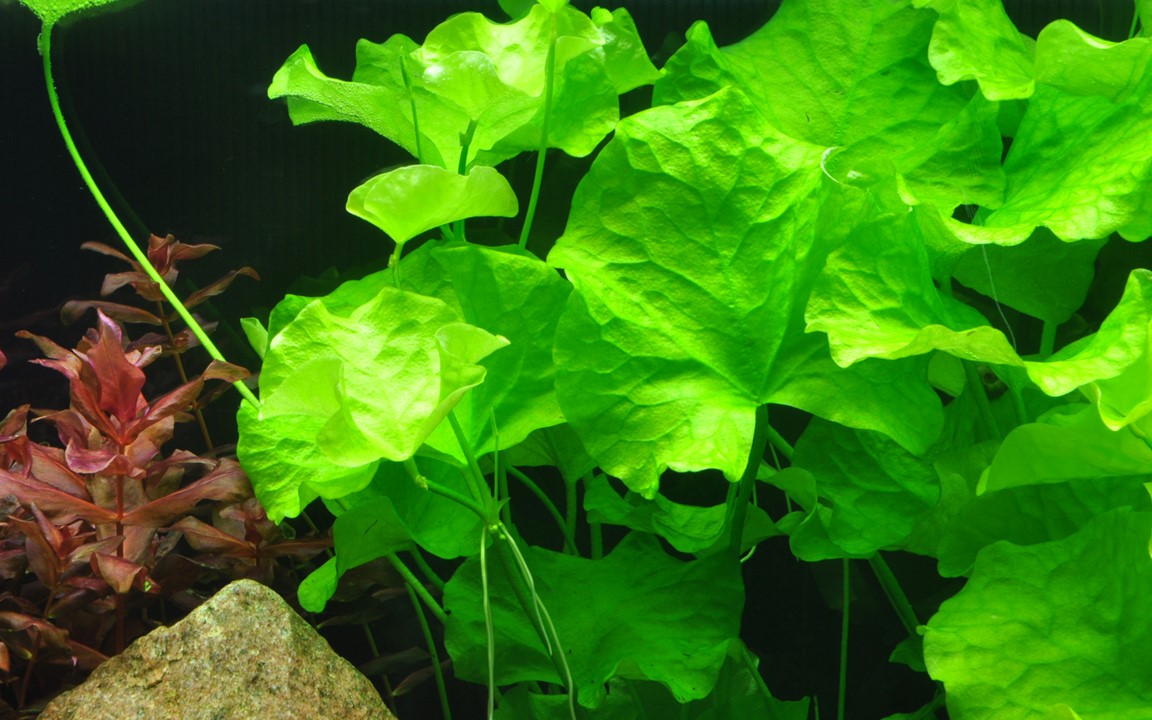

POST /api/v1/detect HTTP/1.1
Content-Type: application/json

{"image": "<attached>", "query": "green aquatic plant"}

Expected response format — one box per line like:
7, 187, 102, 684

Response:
15, 0, 1152, 717
242, 1, 1152, 717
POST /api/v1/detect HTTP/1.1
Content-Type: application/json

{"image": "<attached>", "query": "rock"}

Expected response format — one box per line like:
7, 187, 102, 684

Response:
40, 579, 395, 720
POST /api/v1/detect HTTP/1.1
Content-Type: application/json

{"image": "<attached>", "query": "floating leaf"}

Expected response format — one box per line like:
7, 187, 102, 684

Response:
346, 165, 518, 247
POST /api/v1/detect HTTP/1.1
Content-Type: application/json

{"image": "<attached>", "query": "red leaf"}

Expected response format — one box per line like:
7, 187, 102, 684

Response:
169, 516, 252, 556
120, 458, 251, 528
91, 553, 156, 595
60, 300, 162, 326
183, 267, 260, 309
79, 312, 146, 427
5, 516, 59, 588
0, 468, 117, 525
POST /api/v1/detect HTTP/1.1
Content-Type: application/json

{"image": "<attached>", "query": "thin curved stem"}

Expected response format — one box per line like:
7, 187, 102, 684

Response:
517, 13, 557, 250
39, 27, 259, 409
507, 466, 577, 554
405, 582, 452, 720
729, 404, 771, 554
387, 553, 447, 626
838, 559, 850, 720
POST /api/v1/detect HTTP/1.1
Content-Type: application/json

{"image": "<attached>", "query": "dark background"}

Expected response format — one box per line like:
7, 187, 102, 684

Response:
0, 1, 1142, 718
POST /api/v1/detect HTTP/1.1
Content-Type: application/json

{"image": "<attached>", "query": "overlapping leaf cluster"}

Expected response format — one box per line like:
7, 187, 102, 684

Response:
239, 0, 1152, 717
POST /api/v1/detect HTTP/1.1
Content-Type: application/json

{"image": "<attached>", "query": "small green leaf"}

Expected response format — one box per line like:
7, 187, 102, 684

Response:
298, 557, 339, 614
913, 0, 1035, 100
346, 165, 518, 247
925, 509, 1152, 719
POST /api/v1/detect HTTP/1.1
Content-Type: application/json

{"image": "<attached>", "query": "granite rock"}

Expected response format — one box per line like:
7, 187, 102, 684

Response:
40, 579, 395, 720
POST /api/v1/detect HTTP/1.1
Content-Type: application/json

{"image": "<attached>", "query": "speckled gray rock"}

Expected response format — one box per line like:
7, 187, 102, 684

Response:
40, 579, 395, 720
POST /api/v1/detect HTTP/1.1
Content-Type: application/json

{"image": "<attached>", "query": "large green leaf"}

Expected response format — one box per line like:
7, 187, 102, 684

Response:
952, 228, 1105, 325
237, 283, 507, 520
980, 404, 1152, 494
655, 0, 1004, 210
444, 532, 743, 706
549, 86, 827, 496
982, 25, 1152, 241
782, 419, 941, 560
924, 509, 1152, 719
417, 244, 571, 462
807, 210, 1152, 396
346, 165, 518, 247
936, 476, 1151, 577
913, 0, 1035, 100
269, 3, 657, 169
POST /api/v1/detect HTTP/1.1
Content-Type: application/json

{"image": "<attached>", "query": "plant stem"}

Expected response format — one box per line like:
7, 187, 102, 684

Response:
507, 466, 577, 554
400, 60, 424, 165
407, 549, 446, 592
405, 582, 452, 720
590, 520, 603, 560
447, 411, 489, 505
517, 13, 558, 250
564, 477, 578, 553
838, 559, 850, 720
766, 423, 795, 461
479, 526, 496, 720
387, 553, 447, 626
403, 456, 490, 521
39, 27, 258, 409
729, 404, 771, 554
1040, 320, 1057, 358
496, 525, 576, 719
963, 361, 1002, 440
867, 553, 920, 635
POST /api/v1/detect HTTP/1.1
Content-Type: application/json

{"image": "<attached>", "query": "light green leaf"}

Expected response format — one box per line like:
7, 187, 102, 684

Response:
444, 532, 743, 705
346, 165, 518, 247
238, 282, 508, 520
270, 4, 657, 169
236, 376, 379, 524
952, 228, 1106, 325
297, 557, 339, 614
914, 0, 1035, 100
239, 317, 268, 360
982, 28, 1152, 242
936, 475, 1151, 577
416, 244, 571, 462
655, 0, 1002, 211
808, 212, 1152, 397
925, 509, 1152, 719
549, 86, 826, 496
787, 419, 941, 560
980, 404, 1152, 494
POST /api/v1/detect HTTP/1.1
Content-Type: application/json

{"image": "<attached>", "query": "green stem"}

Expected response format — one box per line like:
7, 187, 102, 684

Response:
838, 559, 850, 720
766, 424, 795, 461
400, 60, 424, 165
407, 549, 446, 592
517, 13, 557, 250
508, 466, 577, 554
387, 553, 447, 626
590, 520, 603, 560
402, 457, 490, 521
39, 27, 259, 409
479, 527, 496, 720
496, 525, 576, 720
1040, 320, 1058, 358
867, 553, 920, 635
1130, 5, 1142, 39
448, 411, 490, 504
405, 583, 452, 720
564, 477, 577, 553
963, 361, 1003, 440
729, 404, 771, 554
